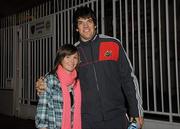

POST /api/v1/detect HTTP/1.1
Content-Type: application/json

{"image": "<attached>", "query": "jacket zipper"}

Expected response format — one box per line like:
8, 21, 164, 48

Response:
90, 41, 100, 91
90, 40, 105, 120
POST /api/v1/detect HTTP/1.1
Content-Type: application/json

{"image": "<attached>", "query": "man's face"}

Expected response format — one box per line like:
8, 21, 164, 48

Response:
76, 17, 96, 42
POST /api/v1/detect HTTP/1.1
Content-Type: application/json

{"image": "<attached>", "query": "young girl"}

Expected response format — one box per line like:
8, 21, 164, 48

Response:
35, 44, 81, 129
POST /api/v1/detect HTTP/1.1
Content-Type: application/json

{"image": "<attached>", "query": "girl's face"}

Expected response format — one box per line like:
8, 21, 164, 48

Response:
61, 52, 79, 73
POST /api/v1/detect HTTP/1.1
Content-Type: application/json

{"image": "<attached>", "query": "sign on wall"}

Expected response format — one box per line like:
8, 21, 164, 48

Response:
29, 15, 53, 39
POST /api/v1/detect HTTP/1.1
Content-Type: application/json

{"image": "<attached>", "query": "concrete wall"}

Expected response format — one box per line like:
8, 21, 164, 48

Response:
0, 89, 14, 116
18, 104, 36, 120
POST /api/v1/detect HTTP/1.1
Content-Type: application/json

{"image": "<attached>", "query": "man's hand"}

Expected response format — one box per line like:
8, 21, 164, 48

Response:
130, 116, 144, 129
35, 76, 47, 96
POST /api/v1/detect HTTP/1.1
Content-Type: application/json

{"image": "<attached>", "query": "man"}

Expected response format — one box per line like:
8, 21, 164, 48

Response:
73, 6, 143, 129
36, 6, 143, 129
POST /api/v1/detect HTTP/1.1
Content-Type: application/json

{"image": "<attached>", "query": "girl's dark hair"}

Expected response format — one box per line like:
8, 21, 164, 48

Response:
73, 6, 97, 30
50, 44, 78, 74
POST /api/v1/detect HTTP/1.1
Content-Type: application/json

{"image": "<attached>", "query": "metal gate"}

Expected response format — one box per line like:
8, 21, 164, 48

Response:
110, 0, 180, 126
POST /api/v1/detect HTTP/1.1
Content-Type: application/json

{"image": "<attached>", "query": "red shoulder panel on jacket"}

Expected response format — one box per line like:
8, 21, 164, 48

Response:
99, 42, 120, 61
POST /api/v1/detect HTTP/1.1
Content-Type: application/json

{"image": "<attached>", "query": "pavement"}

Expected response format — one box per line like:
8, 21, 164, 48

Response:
0, 114, 36, 129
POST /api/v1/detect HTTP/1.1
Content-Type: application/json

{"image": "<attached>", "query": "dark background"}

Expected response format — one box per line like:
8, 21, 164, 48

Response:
0, 0, 48, 19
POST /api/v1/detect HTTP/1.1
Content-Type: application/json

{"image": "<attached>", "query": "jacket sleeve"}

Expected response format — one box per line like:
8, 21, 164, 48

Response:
35, 78, 50, 129
117, 41, 143, 117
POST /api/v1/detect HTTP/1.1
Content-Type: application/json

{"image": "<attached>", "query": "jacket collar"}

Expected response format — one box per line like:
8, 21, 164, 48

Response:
79, 34, 98, 45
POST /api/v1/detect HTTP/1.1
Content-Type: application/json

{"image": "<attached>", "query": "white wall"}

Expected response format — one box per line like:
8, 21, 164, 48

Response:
143, 119, 180, 129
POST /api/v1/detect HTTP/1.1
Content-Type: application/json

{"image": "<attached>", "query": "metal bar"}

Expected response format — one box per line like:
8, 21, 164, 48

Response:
0, 28, 1, 87
8, 17, 10, 78
57, 0, 59, 12
58, 0, 97, 11
10, 19, 13, 77
39, 38, 42, 76
57, 13, 60, 48
75, 0, 77, 6
60, 0, 62, 11
64, 12, 67, 44
64, 0, 66, 11
125, 0, 129, 55
61, 12, 63, 46
151, 0, 157, 111
42, 3, 45, 17
36, 40, 40, 97
96, 0, 98, 33
5, 18, 7, 79
35, 6, 38, 19
119, 0, 123, 43
12, 18, 17, 115
53, 14, 56, 61
101, 0, 105, 34
54, 0, 56, 13
71, 9, 74, 43
46, 38, 49, 72
131, 0, 135, 68
158, 0, 164, 112
37, 6, 39, 18
51, 37, 54, 69
16, 25, 21, 102
144, 0, 149, 111
68, 0, 70, 9
165, 0, 172, 122
10, 25, 13, 77
67, 10, 70, 44
48, 37, 51, 69
7, 17, 9, 78
0, 28, 2, 88
39, 5, 41, 18
34, 40, 37, 100
40, 4, 42, 17
70, 9, 73, 44
42, 4, 44, 17
46, 1, 48, 16
1, 23, 4, 88
143, 110, 175, 116
34, 7, 37, 20
49, 1, 51, 15
19, 33, 23, 104
42, 38, 45, 75
4, 18, 7, 88
173, 0, 179, 114
22, 34, 25, 104
91, 2, 95, 20
32, 41, 35, 100
137, 0, 142, 96
5, 18, 8, 86
113, 0, 116, 37
26, 11, 28, 38
28, 39, 31, 104
32, 7, 34, 21
1, 25, 3, 88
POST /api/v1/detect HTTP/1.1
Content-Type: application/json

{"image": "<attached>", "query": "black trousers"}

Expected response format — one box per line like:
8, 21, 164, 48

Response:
82, 113, 129, 129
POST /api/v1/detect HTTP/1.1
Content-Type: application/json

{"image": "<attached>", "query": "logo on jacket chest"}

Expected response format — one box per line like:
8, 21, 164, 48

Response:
105, 50, 112, 57
99, 42, 120, 61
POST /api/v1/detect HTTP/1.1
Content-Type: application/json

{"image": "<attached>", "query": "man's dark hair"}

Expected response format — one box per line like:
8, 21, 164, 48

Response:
73, 6, 97, 30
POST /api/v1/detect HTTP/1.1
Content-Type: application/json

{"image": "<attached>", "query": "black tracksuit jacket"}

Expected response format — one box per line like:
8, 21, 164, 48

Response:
75, 34, 143, 122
